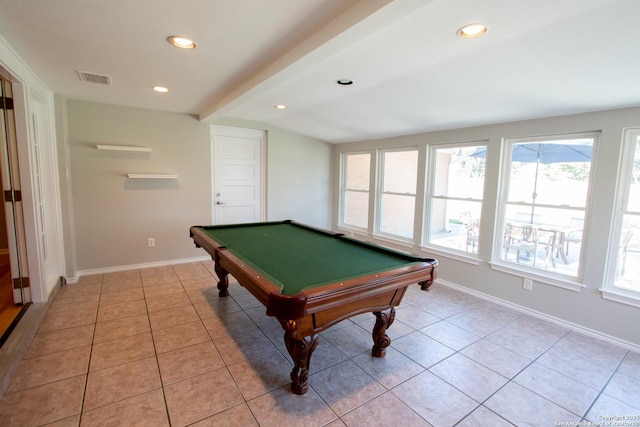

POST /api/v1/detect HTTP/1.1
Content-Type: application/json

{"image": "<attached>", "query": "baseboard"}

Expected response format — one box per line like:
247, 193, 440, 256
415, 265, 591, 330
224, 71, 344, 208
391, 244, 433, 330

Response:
66, 255, 212, 284
435, 278, 640, 353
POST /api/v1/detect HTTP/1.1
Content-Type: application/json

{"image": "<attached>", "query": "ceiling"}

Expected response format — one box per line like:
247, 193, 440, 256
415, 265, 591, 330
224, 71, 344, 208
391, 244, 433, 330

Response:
0, 0, 639, 143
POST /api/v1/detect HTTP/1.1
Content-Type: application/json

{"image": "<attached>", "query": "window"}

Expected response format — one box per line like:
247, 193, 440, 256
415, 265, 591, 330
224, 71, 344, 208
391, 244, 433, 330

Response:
608, 127, 640, 299
497, 133, 595, 280
426, 144, 486, 254
340, 152, 371, 229
377, 149, 418, 239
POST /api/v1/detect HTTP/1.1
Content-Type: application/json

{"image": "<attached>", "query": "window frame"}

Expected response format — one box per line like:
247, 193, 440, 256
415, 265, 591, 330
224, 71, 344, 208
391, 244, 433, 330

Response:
491, 132, 598, 290
422, 141, 487, 260
601, 127, 640, 307
338, 150, 372, 233
374, 147, 419, 244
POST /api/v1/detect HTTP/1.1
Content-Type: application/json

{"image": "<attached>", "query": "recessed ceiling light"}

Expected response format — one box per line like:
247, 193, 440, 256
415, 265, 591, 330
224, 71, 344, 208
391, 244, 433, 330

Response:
167, 36, 196, 49
274, 104, 287, 110
456, 23, 487, 38
152, 86, 169, 93
336, 79, 353, 85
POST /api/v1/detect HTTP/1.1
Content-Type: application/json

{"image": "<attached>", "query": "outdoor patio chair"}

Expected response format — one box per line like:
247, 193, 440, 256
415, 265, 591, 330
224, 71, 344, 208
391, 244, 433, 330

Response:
465, 218, 480, 253
564, 217, 584, 255
504, 223, 551, 266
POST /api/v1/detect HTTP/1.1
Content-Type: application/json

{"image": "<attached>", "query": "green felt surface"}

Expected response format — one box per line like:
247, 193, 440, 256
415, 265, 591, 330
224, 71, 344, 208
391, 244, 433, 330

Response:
200, 222, 422, 295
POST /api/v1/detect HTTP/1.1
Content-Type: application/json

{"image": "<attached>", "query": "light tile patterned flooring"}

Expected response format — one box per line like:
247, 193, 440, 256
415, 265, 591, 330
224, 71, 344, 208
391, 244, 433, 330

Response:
0, 260, 639, 426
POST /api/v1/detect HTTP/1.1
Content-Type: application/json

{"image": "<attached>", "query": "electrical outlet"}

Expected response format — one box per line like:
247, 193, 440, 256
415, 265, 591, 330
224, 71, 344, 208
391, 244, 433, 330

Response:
523, 278, 533, 291
147, 238, 155, 248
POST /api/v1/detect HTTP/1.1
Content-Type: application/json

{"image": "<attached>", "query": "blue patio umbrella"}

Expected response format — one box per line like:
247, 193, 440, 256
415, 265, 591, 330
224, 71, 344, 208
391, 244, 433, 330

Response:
471, 142, 592, 222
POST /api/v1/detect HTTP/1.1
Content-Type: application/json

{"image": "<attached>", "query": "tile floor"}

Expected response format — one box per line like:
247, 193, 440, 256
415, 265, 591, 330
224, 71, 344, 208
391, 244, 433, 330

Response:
0, 260, 638, 426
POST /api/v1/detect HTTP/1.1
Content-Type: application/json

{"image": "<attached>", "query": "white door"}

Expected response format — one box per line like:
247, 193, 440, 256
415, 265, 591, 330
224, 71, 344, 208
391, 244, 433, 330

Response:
211, 125, 265, 224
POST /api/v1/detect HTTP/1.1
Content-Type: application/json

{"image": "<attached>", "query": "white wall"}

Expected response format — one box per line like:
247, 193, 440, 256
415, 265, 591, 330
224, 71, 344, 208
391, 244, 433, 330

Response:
67, 101, 211, 271
267, 128, 332, 228
332, 107, 640, 348
66, 101, 332, 273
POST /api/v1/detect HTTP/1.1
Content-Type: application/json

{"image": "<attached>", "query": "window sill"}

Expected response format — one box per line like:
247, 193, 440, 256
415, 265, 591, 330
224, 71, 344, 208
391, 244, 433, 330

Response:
336, 226, 416, 251
599, 287, 640, 308
489, 261, 585, 292
419, 245, 481, 266
371, 234, 415, 250
336, 225, 369, 239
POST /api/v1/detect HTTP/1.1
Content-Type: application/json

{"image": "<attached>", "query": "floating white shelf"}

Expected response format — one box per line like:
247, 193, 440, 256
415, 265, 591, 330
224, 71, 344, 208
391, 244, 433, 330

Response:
96, 144, 152, 152
127, 174, 178, 179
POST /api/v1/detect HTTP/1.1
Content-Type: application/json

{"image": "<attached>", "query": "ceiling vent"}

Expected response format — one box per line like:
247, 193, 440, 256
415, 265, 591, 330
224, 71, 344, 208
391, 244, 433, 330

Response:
76, 71, 112, 85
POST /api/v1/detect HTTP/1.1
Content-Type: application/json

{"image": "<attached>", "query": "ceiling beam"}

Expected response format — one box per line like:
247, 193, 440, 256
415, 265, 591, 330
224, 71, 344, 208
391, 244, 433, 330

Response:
198, 0, 433, 122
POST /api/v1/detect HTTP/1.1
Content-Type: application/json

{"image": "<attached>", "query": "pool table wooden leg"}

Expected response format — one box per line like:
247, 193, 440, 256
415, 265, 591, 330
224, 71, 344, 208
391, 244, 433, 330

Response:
419, 280, 432, 291
372, 307, 395, 357
213, 253, 229, 297
282, 320, 318, 395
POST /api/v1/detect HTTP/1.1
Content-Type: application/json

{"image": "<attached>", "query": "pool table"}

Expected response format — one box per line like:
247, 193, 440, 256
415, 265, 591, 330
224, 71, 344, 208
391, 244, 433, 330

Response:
190, 220, 438, 394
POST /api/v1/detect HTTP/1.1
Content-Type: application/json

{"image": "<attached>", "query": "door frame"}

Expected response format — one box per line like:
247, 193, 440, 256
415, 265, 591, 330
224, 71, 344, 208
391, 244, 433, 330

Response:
0, 59, 62, 304
210, 125, 267, 224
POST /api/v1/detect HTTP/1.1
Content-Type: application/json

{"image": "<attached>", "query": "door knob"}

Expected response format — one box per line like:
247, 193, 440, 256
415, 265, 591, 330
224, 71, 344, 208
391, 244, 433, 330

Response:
216, 201, 225, 205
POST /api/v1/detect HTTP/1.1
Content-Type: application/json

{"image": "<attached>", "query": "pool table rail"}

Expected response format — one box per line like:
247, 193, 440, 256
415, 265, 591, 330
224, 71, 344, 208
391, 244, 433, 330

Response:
191, 225, 437, 323
190, 222, 438, 395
